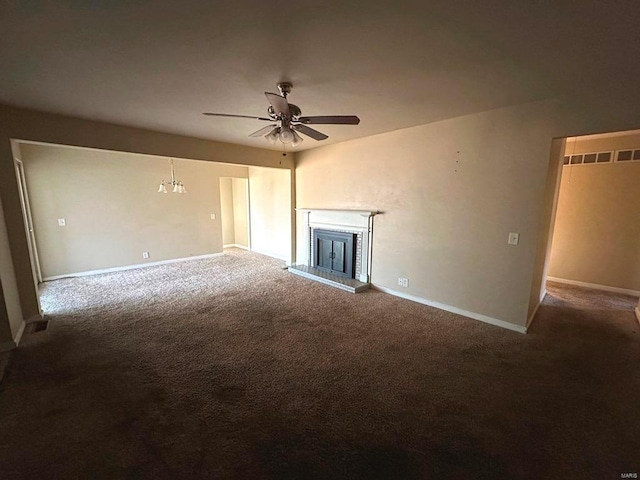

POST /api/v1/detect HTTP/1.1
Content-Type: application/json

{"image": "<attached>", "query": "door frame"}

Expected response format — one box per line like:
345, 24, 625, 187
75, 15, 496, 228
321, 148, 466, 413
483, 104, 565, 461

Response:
240, 177, 251, 251
14, 156, 42, 286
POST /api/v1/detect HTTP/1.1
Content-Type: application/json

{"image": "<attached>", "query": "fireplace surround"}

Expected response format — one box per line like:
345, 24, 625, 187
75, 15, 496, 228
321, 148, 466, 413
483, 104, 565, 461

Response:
289, 209, 378, 292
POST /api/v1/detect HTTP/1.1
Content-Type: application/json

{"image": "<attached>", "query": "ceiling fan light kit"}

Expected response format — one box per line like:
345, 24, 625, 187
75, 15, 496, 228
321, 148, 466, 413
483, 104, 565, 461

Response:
265, 128, 279, 145
203, 82, 360, 148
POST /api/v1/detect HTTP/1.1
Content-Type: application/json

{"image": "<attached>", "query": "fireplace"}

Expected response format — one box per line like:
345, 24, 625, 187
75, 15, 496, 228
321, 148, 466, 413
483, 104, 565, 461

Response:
313, 229, 356, 278
289, 209, 378, 292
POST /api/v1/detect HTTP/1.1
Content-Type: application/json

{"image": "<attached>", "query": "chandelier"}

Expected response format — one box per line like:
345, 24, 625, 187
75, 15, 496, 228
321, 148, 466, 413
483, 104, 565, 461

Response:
157, 159, 186, 194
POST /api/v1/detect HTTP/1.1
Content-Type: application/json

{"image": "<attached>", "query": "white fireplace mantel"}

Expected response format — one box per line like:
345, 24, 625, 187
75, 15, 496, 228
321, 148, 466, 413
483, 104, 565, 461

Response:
297, 208, 379, 283
297, 208, 378, 230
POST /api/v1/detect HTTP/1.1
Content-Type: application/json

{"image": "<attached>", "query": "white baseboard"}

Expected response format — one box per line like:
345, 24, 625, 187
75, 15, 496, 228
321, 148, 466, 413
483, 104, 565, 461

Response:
13, 319, 27, 346
372, 285, 527, 334
547, 277, 640, 297
42, 253, 224, 281
0, 313, 46, 352
223, 244, 249, 250
635, 307, 640, 325
250, 248, 290, 262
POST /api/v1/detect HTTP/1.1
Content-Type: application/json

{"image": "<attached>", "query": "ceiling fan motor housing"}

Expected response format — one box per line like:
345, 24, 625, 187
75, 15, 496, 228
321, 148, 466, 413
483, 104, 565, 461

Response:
268, 103, 301, 120
277, 82, 292, 97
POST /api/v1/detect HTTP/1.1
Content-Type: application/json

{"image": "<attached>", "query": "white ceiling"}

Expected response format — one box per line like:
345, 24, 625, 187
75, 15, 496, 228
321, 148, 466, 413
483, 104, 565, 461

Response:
1, 1, 638, 151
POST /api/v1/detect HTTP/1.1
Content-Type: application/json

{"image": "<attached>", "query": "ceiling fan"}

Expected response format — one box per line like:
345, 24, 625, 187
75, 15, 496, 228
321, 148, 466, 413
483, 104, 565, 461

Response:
203, 82, 360, 147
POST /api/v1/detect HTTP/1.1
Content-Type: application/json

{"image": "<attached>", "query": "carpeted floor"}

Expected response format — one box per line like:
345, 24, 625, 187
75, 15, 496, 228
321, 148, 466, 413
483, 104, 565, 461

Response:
1, 249, 639, 479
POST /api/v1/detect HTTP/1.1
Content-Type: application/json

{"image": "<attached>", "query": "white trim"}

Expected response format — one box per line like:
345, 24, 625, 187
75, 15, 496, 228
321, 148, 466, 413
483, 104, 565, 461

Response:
614, 148, 640, 163
13, 319, 28, 347
223, 244, 249, 250
547, 277, 640, 297
563, 150, 613, 166
635, 307, 640, 326
14, 157, 42, 282
372, 285, 527, 334
250, 249, 290, 262
526, 289, 547, 330
42, 253, 224, 281
0, 314, 44, 352
309, 221, 369, 233
297, 208, 379, 216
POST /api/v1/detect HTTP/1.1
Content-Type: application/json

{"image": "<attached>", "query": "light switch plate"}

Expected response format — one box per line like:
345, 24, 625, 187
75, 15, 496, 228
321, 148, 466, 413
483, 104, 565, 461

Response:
58, 218, 66, 227
508, 232, 520, 245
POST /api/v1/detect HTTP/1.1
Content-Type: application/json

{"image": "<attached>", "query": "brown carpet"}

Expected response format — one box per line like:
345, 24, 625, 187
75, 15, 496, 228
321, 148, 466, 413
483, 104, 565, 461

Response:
0, 250, 639, 479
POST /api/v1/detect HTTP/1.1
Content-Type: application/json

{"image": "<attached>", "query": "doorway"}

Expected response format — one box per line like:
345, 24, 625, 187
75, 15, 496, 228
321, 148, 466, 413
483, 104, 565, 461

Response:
220, 177, 250, 251
530, 129, 640, 328
546, 130, 640, 296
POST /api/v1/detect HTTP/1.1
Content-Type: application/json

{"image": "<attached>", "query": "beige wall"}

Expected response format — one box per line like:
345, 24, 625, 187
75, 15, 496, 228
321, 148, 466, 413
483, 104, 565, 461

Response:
0, 192, 23, 345
297, 95, 640, 329
232, 178, 249, 247
527, 138, 566, 323
3, 90, 640, 337
0, 282, 13, 346
548, 134, 640, 291
297, 101, 556, 327
21, 143, 249, 278
0, 104, 292, 327
248, 167, 291, 261
220, 177, 249, 248
220, 178, 235, 246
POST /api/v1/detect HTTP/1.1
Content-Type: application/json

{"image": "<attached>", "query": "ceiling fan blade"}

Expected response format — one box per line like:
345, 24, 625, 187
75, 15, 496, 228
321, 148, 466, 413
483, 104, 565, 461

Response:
249, 124, 277, 137
297, 115, 360, 125
265, 92, 290, 117
203, 113, 272, 121
294, 124, 328, 141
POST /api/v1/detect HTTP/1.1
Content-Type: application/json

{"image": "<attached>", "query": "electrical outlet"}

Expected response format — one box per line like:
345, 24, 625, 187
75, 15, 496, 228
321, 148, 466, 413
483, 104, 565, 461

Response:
210, 213, 216, 220
142, 252, 150, 259
398, 277, 409, 288
508, 232, 520, 246
58, 218, 66, 227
